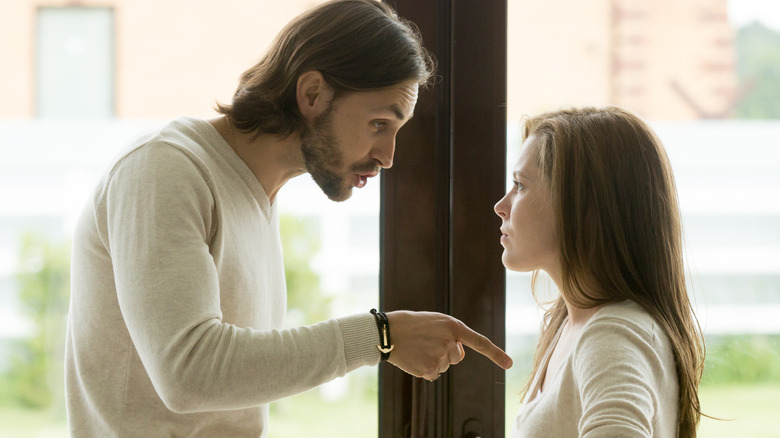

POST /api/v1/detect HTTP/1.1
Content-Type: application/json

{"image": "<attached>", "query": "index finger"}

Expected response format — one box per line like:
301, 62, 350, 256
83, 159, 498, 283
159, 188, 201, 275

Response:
456, 324, 513, 369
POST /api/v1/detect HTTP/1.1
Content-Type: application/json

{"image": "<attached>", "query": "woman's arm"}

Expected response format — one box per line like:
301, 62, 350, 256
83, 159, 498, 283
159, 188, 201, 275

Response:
573, 317, 671, 437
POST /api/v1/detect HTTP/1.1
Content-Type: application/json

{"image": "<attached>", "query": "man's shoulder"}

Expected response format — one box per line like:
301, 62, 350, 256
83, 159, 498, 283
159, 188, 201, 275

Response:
155, 116, 213, 147
109, 117, 213, 176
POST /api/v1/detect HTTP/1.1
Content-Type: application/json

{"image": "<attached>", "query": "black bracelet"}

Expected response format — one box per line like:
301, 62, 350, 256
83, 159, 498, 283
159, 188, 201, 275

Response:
370, 308, 394, 361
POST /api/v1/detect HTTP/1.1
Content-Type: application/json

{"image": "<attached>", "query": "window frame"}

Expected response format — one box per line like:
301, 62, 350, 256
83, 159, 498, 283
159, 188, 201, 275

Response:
380, 1, 508, 436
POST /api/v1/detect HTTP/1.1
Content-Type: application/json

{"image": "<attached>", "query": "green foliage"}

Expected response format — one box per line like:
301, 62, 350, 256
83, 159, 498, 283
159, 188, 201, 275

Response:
702, 335, 780, 385
0, 233, 70, 409
279, 215, 332, 325
735, 22, 780, 118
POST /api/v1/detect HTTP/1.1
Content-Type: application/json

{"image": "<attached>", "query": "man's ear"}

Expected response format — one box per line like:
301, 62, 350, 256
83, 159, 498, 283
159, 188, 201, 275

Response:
296, 71, 334, 121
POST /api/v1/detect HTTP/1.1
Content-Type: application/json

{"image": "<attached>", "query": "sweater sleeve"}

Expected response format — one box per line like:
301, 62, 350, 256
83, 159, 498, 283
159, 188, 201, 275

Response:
97, 143, 380, 413
573, 317, 664, 438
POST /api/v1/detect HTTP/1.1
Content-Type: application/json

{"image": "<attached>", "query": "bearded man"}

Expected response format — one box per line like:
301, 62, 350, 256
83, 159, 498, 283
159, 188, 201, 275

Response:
65, 1, 512, 436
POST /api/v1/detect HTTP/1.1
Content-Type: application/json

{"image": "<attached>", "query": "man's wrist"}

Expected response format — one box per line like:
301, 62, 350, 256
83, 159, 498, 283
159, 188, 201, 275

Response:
370, 309, 394, 361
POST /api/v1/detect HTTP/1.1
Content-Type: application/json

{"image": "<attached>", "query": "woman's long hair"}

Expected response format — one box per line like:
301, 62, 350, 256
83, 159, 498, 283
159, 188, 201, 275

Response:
519, 107, 705, 437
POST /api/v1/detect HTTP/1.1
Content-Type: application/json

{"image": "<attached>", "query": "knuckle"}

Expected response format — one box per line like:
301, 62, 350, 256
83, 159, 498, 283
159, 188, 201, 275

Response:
452, 352, 464, 364
450, 318, 467, 334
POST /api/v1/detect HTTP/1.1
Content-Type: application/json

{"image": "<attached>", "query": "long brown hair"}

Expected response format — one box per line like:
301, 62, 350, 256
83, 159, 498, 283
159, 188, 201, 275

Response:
216, 0, 434, 137
520, 107, 705, 437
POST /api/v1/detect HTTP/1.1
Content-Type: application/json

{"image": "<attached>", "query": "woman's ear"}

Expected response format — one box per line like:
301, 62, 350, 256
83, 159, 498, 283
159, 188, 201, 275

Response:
296, 70, 334, 121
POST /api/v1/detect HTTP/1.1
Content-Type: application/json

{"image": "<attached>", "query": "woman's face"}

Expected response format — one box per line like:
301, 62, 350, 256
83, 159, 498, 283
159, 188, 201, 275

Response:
494, 135, 559, 274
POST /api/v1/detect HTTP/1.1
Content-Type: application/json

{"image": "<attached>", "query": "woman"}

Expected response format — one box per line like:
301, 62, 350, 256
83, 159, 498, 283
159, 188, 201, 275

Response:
495, 107, 704, 437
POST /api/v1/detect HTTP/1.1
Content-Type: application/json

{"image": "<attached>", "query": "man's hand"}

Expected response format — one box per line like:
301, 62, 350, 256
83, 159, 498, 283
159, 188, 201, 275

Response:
384, 311, 513, 381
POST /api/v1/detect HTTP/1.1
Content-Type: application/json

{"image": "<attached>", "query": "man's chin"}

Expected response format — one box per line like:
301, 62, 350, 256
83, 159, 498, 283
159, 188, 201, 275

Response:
326, 189, 353, 202
320, 183, 353, 202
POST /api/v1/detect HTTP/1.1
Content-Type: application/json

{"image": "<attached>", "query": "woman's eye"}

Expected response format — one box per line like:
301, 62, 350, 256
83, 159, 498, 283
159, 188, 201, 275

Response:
512, 180, 524, 190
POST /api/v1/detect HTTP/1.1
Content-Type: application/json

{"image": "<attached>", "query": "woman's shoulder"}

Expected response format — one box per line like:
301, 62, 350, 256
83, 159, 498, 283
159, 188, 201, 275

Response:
569, 300, 679, 435
574, 300, 671, 357
589, 299, 658, 335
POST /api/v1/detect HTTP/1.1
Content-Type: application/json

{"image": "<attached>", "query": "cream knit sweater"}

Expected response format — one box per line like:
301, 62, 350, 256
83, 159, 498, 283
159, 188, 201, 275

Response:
511, 300, 679, 437
65, 117, 381, 437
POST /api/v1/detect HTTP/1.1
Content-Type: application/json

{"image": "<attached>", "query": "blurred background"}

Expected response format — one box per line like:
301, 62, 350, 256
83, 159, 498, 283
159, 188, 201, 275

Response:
0, 0, 778, 436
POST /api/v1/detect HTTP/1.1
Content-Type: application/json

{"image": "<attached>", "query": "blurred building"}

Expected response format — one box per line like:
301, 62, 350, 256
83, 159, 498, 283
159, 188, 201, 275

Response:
508, 0, 739, 120
0, 0, 326, 119
2, 0, 738, 121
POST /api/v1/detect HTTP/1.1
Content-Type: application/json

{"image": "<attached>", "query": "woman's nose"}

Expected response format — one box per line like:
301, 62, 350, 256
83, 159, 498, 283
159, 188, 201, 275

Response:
494, 194, 509, 218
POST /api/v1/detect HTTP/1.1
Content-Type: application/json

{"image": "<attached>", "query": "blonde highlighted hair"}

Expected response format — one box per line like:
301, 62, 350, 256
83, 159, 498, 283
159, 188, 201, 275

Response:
520, 107, 705, 437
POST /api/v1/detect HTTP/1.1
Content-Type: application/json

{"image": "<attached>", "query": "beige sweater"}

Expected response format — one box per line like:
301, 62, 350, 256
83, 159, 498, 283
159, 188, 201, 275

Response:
65, 117, 381, 437
511, 300, 679, 437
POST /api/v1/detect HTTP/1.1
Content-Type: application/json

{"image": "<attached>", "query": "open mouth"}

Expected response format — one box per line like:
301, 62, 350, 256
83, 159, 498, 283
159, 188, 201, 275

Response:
355, 171, 379, 188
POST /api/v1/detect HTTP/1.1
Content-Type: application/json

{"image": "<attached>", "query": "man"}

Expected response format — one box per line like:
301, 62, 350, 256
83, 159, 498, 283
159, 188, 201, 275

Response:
65, 1, 512, 436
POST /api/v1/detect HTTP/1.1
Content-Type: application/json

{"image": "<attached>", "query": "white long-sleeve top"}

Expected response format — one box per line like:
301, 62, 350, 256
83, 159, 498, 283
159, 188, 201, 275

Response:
65, 117, 381, 437
512, 300, 679, 437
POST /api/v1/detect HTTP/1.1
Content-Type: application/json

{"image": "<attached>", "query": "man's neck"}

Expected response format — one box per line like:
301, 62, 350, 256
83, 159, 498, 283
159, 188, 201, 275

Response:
209, 116, 306, 203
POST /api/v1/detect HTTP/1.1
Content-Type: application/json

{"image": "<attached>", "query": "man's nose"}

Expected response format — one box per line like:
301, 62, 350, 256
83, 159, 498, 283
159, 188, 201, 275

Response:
373, 137, 396, 169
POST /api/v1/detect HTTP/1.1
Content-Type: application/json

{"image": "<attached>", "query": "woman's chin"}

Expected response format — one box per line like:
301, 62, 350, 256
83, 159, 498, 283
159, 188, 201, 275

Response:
501, 254, 534, 273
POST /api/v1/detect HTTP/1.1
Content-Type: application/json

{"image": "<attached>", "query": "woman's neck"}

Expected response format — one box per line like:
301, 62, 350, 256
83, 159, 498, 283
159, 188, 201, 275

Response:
546, 268, 606, 327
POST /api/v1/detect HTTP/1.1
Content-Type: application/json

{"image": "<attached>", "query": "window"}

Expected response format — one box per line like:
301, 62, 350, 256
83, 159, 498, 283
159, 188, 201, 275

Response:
504, 1, 780, 436
36, 7, 114, 118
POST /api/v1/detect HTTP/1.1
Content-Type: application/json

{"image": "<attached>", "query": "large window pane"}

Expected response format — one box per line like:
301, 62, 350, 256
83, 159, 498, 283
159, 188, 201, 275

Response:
2, 2, 379, 436
36, 7, 114, 119
505, 1, 780, 436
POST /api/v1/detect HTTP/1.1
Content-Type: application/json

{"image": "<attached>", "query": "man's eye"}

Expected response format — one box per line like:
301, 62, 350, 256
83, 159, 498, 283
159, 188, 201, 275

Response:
373, 121, 387, 130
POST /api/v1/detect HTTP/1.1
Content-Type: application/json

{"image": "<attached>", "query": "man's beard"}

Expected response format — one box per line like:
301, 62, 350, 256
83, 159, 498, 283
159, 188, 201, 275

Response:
301, 106, 378, 202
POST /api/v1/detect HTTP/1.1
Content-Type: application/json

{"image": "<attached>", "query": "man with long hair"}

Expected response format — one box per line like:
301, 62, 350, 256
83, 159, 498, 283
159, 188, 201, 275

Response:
65, 1, 512, 436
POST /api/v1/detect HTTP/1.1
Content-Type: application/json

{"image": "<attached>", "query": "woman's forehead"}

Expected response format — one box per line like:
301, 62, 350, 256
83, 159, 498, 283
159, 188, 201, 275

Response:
515, 135, 540, 173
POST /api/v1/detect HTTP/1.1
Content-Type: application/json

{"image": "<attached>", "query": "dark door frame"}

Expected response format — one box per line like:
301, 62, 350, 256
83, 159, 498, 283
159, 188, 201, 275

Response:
380, 1, 508, 436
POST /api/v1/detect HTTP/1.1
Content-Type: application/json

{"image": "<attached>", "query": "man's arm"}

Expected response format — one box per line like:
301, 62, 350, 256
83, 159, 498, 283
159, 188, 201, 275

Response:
101, 142, 510, 412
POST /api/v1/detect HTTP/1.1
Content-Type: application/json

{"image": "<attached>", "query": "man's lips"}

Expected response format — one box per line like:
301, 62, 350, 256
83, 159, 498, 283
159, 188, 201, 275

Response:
355, 171, 379, 188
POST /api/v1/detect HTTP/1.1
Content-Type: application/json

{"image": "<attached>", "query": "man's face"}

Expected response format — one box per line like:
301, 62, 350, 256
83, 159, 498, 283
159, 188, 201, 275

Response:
301, 81, 419, 202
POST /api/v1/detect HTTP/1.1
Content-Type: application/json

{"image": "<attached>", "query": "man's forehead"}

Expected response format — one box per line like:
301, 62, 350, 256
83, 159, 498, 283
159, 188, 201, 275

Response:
378, 102, 414, 121
375, 82, 419, 120
337, 81, 419, 120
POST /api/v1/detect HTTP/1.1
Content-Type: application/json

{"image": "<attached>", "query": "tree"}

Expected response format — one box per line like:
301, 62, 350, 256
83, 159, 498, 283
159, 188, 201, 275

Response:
279, 214, 332, 326
735, 21, 780, 118
0, 233, 70, 410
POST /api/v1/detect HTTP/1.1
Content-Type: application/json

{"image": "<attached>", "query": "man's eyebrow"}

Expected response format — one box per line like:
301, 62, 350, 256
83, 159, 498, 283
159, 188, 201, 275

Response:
385, 103, 413, 121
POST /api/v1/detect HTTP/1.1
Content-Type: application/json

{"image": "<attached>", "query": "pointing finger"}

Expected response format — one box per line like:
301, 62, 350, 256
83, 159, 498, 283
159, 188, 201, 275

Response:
457, 325, 513, 370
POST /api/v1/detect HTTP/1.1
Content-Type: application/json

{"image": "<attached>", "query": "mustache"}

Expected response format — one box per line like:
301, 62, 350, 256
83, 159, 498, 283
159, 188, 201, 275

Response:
349, 161, 381, 174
